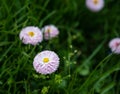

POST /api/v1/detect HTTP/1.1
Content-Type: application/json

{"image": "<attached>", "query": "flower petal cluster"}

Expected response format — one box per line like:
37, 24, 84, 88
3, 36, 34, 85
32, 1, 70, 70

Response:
19, 26, 43, 45
86, 0, 104, 12
42, 25, 59, 40
109, 38, 120, 54
33, 50, 60, 74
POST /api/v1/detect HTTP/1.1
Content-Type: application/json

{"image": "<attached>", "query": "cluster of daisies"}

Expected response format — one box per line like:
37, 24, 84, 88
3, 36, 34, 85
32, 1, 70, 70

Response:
20, 25, 59, 45
18, 0, 114, 75
19, 25, 60, 75
86, 0, 104, 12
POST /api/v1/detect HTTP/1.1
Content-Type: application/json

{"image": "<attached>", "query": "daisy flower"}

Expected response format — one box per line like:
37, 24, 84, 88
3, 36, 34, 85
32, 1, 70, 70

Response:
108, 38, 120, 54
42, 25, 59, 40
86, 0, 104, 12
33, 50, 60, 74
19, 26, 43, 45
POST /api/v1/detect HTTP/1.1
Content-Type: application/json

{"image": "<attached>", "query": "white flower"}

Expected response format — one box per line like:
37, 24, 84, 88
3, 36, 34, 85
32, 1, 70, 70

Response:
86, 0, 104, 12
19, 26, 43, 45
42, 25, 59, 40
33, 50, 60, 74
109, 38, 120, 54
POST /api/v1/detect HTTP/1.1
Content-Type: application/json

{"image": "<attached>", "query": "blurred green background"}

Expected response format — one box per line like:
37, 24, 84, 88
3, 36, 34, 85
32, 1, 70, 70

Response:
0, 0, 120, 94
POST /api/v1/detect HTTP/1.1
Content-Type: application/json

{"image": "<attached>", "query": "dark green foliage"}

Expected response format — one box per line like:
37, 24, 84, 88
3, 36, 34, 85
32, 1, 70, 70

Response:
0, 0, 120, 94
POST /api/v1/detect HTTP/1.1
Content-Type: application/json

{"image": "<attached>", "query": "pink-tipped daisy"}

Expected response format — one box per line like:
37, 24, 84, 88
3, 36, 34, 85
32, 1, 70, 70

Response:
108, 38, 120, 54
86, 0, 104, 12
33, 50, 60, 74
19, 26, 43, 45
42, 25, 59, 40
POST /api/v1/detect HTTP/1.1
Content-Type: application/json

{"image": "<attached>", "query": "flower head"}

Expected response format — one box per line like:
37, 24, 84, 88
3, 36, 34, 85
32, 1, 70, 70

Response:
108, 38, 120, 54
86, 0, 104, 12
33, 50, 60, 74
19, 26, 43, 45
42, 25, 59, 40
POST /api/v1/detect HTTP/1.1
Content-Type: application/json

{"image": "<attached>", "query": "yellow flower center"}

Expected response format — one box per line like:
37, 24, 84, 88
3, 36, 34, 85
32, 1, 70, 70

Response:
93, 0, 99, 4
43, 58, 49, 63
28, 31, 34, 37
47, 28, 51, 33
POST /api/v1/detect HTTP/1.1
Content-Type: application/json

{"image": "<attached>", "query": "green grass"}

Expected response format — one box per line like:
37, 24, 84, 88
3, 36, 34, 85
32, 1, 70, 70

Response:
0, 0, 120, 94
